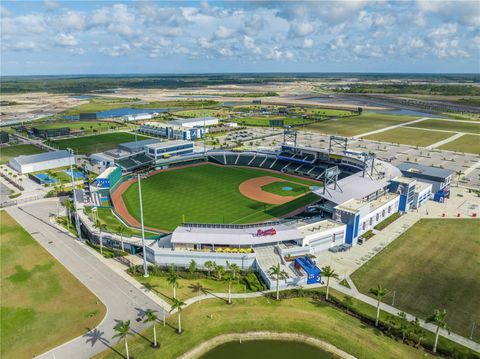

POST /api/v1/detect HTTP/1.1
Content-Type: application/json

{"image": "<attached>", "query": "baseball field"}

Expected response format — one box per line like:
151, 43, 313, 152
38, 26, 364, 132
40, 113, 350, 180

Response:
115, 163, 320, 231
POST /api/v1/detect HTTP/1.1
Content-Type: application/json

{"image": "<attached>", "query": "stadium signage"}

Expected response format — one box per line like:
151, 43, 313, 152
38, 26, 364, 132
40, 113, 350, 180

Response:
255, 228, 277, 236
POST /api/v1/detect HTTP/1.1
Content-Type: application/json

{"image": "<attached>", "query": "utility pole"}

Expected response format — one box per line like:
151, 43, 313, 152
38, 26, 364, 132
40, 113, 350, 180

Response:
392, 290, 396, 306
470, 321, 476, 340
138, 173, 149, 278
68, 148, 82, 240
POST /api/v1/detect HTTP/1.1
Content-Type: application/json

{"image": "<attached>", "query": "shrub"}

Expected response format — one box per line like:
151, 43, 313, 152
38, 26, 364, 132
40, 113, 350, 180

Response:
243, 272, 266, 291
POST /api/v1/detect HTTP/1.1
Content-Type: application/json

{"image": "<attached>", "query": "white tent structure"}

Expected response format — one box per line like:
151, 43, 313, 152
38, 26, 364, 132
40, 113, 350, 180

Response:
9, 150, 71, 174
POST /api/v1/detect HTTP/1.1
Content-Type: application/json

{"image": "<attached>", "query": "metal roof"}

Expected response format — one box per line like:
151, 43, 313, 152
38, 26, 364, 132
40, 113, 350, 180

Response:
398, 162, 454, 180
12, 150, 70, 165
119, 138, 159, 151
145, 140, 192, 149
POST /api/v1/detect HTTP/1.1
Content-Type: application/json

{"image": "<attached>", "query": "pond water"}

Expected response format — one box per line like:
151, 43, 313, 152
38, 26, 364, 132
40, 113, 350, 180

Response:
64, 107, 170, 120
199, 340, 337, 359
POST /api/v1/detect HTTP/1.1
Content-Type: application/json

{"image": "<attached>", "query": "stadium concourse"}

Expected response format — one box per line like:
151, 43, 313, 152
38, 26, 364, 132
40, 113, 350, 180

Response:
74, 137, 454, 290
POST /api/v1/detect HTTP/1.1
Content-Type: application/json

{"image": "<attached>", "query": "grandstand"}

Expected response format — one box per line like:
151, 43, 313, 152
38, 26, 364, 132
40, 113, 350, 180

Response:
116, 153, 154, 172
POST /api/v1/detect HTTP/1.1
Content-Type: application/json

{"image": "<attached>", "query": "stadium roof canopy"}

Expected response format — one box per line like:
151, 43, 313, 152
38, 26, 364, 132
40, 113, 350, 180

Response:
119, 138, 159, 153
12, 150, 70, 165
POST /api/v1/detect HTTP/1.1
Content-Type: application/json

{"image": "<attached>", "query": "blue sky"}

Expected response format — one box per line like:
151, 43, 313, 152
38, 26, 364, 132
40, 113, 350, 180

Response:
1, 0, 479, 75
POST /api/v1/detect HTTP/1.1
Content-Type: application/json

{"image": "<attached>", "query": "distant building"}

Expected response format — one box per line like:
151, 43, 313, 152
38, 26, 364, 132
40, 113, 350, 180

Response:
122, 113, 153, 122
0, 131, 10, 143
32, 126, 70, 138
167, 117, 219, 128
223, 122, 238, 128
9, 150, 71, 174
139, 122, 207, 140
118, 138, 160, 153
144, 140, 195, 160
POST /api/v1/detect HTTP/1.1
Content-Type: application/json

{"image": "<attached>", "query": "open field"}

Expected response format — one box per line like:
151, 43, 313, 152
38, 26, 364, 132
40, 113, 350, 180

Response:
351, 219, 480, 341
291, 107, 355, 117
438, 134, 480, 154
49, 132, 150, 154
303, 113, 417, 137
93, 291, 432, 359
0, 211, 105, 359
233, 115, 311, 127
364, 127, 453, 147
261, 180, 309, 196
120, 164, 319, 231
406, 119, 480, 133
172, 108, 233, 118
32, 120, 124, 133
0, 144, 45, 164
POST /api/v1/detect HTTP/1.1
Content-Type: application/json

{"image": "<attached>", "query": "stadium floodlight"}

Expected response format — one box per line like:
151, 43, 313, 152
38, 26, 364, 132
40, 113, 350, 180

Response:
137, 173, 149, 278
67, 148, 82, 241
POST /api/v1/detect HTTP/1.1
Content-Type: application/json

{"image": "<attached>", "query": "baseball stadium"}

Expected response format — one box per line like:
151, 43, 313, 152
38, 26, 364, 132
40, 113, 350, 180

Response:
76, 134, 451, 289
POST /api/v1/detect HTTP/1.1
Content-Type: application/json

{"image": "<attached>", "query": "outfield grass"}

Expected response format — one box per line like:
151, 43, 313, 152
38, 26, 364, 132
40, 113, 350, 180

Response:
233, 116, 311, 127
303, 113, 417, 137
438, 134, 480, 154
93, 292, 429, 359
351, 219, 480, 341
407, 119, 480, 133
121, 164, 319, 231
0, 144, 45, 164
49, 132, 150, 154
0, 211, 105, 359
261, 181, 309, 196
364, 127, 453, 147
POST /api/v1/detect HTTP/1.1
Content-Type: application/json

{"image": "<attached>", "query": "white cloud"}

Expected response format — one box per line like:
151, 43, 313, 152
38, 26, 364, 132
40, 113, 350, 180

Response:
303, 38, 313, 48
1, 6, 11, 17
60, 11, 86, 30
213, 25, 235, 39
44, 0, 60, 11
99, 43, 131, 57
417, 0, 480, 26
55, 33, 78, 46
67, 47, 85, 55
289, 21, 314, 37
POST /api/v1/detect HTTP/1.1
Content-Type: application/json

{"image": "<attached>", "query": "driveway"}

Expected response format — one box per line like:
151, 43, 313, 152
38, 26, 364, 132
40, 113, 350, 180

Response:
7, 199, 167, 359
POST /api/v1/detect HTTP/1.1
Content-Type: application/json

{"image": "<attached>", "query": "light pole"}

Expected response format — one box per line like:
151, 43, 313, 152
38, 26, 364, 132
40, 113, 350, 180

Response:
138, 173, 149, 278
67, 148, 82, 240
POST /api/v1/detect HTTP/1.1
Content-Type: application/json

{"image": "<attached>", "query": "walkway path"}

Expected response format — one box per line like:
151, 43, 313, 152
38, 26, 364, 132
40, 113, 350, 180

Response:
355, 117, 430, 138
6, 200, 167, 359
427, 132, 465, 149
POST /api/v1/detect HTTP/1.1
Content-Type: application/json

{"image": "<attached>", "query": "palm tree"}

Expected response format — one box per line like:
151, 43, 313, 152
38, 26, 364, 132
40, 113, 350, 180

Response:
224, 272, 234, 304
143, 309, 159, 348
204, 261, 215, 277
369, 285, 388, 327
117, 224, 126, 251
397, 311, 410, 342
228, 263, 240, 280
427, 309, 448, 353
94, 220, 106, 256
215, 264, 225, 280
411, 317, 424, 348
455, 170, 463, 186
112, 320, 133, 359
170, 298, 186, 334
268, 263, 289, 300
167, 265, 179, 299
320, 265, 338, 300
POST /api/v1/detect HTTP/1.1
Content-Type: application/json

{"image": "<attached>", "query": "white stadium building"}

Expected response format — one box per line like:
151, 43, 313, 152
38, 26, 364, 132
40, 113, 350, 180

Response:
9, 150, 71, 174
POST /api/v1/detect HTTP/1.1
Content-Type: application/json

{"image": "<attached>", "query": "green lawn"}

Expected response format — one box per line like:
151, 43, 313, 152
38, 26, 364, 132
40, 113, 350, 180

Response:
438, 134, 480, 154
93, 292, 430, 359
261, 181, 309, 196
0, 211, 105, 359
304, 113, 417, 136
351, 219, 480, 341
121, 164, 319, 231
49, 132, 150, 154
0, 144, 45, 164
32, 120, 124, 134
364, 127, 453, 147
407, 119, 480, 133
171, 108, 232, 118
233, 116, 311, 127
291, 108, 355, 117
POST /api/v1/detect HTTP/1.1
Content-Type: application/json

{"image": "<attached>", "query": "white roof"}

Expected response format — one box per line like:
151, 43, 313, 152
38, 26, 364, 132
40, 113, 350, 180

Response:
172, 223, 302, 246
12, 150, 70, 165
97, 166, 117, 178
145, 140, 192, 149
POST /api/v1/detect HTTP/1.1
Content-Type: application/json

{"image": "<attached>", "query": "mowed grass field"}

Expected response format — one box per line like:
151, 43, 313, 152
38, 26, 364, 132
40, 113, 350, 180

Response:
0, 211, 105, 359
261, 181, 309, 196
93, 293, 428, 359
233, 115, 311, 127
406, 119, 480, 133
364, 127, 453, 147
50, 132, 150, 154
303, 113, 417, 137
121, 164, 319, 231
351, 219, 480, 341
0, 144, 45, 164
439, 134, 480, 154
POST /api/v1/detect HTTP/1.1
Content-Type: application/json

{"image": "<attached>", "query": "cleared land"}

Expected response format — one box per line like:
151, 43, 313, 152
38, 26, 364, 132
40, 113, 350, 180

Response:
261, 180, 309, 196
364, 127, 453, 147
50, 132, 150, 154
233, 116, 311, 127
351, 219, 480, 341
0, 144, 45, 164
303, 113, 417, 137
406, 119, 480, 133
93, 293, 429, 359
32, 120, 124, 133
120, 164, 319, 231
438, 134, 480, 154
0, 211, 105, 359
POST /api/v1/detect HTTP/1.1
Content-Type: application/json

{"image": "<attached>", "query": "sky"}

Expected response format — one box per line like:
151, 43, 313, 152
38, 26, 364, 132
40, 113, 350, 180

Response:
1, 0, 479, 76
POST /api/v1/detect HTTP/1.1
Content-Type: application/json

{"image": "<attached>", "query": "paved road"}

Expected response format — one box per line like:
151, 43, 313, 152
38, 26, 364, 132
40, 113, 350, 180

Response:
6, 200, 167, 359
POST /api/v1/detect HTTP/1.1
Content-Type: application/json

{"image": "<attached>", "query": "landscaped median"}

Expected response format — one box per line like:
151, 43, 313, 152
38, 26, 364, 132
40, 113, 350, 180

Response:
92, 286, 478, 359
